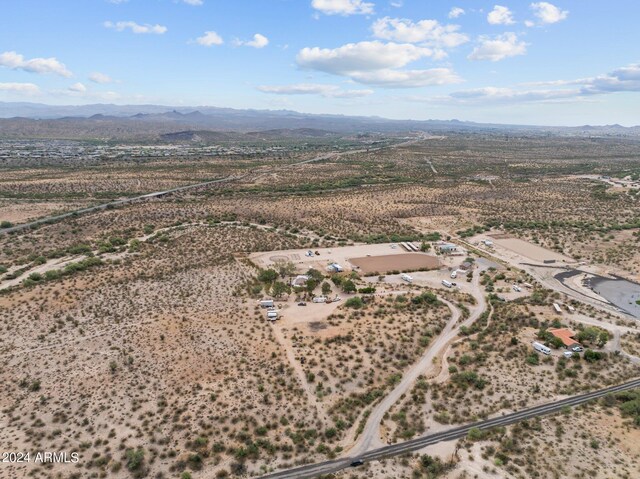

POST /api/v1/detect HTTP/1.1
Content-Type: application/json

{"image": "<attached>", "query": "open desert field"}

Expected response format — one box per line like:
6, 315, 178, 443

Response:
488, 235, 575, 263
0, 132, 639, 479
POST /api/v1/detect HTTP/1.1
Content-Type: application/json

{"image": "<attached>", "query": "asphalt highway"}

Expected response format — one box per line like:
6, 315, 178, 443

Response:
0, 174, 243, 235
259, 378, 640, 479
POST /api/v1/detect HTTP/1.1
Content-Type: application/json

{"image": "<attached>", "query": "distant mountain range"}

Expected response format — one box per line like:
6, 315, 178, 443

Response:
0, 101, 639, 141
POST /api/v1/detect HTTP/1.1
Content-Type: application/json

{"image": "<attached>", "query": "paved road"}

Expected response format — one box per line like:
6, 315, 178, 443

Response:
0, 140, 411, 237
258, 377, 640, 479
0, 174, 244, 236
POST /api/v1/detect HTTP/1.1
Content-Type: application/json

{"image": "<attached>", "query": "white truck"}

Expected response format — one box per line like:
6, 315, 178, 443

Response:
533, 341, 551, 355
450, 271, 457, 279
267, 310, 278, 321
401, 273, 413, 283
441, 280, 453, 288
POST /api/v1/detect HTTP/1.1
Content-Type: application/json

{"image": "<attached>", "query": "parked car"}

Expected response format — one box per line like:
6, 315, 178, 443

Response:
298, 302, 307, 306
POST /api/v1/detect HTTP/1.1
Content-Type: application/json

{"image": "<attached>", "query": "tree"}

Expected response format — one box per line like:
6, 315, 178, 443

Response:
345, 297, 364, 309
321, 281, 332, 296
257, 269, 278, 283
584, 349, 604, 362
577, 327, 600, 345
126, 448, 145, 472
275, 260, 296, 278
271, 281, 291, 298
467, 427, 485, 441
342, 279, 357, 294
550, 336, 564, 349
598, 330, 610, 347
305, 279, 319, 294
306, 268, 324, 283
420, 242, 431, 252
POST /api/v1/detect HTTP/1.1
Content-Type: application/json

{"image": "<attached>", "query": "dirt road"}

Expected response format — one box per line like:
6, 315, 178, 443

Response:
346, 271, 487, 456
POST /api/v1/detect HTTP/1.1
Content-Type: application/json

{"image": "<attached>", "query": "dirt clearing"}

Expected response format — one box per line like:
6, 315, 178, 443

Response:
349, 253, 440, 274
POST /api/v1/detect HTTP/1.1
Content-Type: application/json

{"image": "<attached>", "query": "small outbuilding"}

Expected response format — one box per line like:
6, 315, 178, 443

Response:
459, 261, 473, 271
327, 263, 344, 273
438, 243, 458, 253
292, 275, 309, 288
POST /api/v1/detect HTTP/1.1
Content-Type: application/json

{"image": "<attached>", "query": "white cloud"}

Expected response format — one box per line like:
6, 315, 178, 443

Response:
371, 17, 468, 50
311, 0, 374, 16
236, 33, 269, 49
448, 7, 465, 19
530, 2, 568, 24
580, 64, 640, 94
104, 21, 167, 34
296, 41, 461, 88
297, 41, 434, 74
448, 86, 579, 103
258, 83, 373, 98
468, 33, 527, 61
0, 51, 72, 77
107, 0, 129, 3
0, 82, 40, 94
390, 1, 403, 7
196, 31, 224, 46
487, 5, 515, 25
89, 72, 114, 84
182, 0, 203, 5
68, 82, 87, 93
423, 63, 640, 106
349, 68, 461, 88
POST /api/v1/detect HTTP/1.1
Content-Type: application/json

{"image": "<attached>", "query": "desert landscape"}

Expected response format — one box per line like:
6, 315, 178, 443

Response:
0, 128, 639, 479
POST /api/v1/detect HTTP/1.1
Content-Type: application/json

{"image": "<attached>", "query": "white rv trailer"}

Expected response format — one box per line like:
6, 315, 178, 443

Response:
441, 280, 453, 288
533, 342, 551, 355
401, 273, 413, 283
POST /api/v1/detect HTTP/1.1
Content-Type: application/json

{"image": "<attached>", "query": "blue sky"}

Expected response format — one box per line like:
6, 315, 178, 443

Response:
1, 0, 639, 125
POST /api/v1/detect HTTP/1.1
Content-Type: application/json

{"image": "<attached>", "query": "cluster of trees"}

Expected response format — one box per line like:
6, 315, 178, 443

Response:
576, 326, 610, 347
256, 262, 374, 301
457, 224, 489, 238
22, 257, 103, 287
256, 268, 291, 298
603, 389, 640, 426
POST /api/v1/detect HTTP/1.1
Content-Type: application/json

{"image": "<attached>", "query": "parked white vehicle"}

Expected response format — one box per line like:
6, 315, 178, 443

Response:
450, 271, 457, 279
441, 280, 453, 288
533, 341, 551, 355
401, 273, 413, 283
513, 285, 522, 292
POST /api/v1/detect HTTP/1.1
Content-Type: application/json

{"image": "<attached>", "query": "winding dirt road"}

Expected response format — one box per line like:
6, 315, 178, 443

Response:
347, 271, 487, 456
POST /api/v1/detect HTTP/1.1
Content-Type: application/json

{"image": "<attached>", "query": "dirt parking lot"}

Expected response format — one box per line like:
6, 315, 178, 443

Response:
489, 235, 574, 263
349, 253, 440, 274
